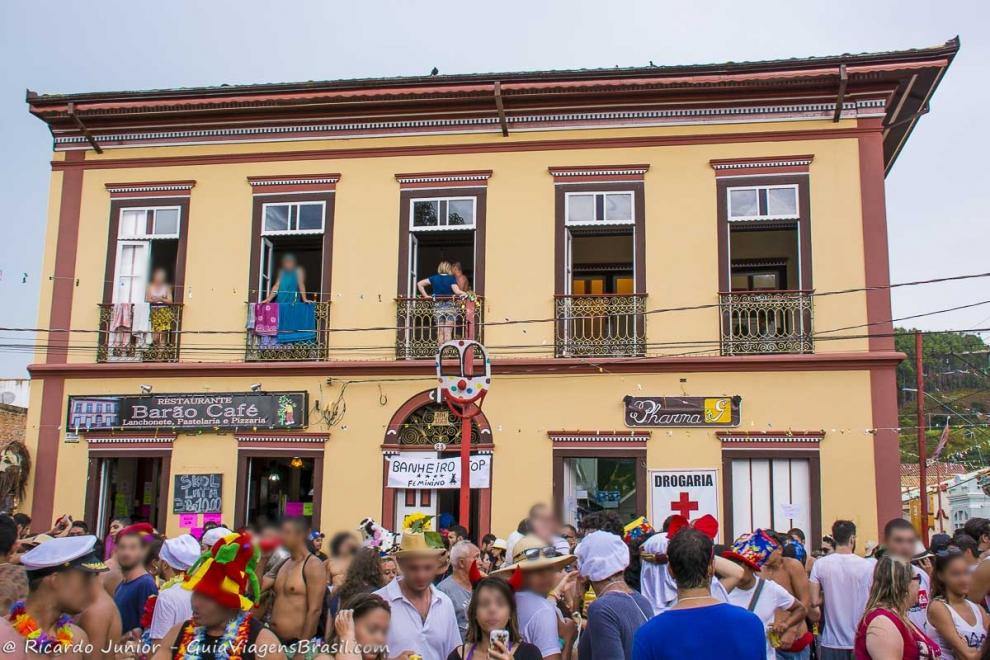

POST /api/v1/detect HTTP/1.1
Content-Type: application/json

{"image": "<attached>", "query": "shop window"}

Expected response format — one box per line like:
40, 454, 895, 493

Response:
729, 457, 812, 539
243, 456, 315, 527
561, 456, 638, 528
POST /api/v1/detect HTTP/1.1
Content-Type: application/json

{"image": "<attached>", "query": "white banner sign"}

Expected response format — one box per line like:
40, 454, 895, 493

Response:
649, 469, 720, 540
387, 454, 491, 489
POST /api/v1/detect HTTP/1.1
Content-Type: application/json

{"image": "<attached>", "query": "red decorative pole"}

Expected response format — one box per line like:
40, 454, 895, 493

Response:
460, 301, 475, 527
916, 330, 930, 546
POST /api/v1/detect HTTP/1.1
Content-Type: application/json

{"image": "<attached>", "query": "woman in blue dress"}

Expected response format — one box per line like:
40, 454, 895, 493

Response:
416, 260, 468, 345
262, 253, 316, 343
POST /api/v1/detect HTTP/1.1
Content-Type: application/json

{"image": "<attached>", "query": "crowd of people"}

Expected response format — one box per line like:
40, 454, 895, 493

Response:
5, 506, 990, 659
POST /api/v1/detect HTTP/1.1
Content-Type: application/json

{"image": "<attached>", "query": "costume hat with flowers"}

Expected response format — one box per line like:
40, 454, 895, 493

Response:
183, 531, 260, 610
721, 529, 780, 572
622, 516, 655, 546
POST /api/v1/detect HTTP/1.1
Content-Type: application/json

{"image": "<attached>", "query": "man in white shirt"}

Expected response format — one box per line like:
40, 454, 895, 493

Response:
861, 518, 931, 630
147, 534, 200, 643
809, 520, 871, 660
373, 533, 460, 660
722, 530, 806, 659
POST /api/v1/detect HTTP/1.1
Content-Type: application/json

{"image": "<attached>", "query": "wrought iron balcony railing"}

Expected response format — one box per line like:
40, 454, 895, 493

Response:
719, 290, 814, 355
98, 303, 183, 363
554, 294, 646, 358
245, 300, 331, 361
396, 296, 484, 360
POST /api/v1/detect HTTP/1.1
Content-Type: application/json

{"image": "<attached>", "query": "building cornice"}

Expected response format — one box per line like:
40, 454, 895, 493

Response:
27, 350, 905, 380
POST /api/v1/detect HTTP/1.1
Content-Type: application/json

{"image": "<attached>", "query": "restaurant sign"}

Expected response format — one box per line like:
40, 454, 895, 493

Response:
624, 395, 741, 428
67, 391, 307, 431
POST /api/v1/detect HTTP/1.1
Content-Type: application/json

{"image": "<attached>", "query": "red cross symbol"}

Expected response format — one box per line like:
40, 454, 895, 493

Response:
670, 492, 699, 518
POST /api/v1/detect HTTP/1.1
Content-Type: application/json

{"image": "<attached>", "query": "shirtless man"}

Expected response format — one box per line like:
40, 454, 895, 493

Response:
325, 531, 359, 591
77, 574, 122, 660
271, 517, 327, 648
762, 535, 815, 658
11, 535, 105, 660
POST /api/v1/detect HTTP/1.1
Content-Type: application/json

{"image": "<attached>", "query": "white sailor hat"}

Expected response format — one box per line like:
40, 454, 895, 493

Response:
20, 535, 108, 576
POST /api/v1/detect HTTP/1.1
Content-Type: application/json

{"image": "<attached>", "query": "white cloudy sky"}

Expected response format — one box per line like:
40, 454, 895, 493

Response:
0, 0, 986, 375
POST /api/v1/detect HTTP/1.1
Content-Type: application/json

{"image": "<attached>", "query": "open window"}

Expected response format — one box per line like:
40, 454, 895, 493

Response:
557, 189, 644, 356
256, 201, 325, 302
407, 197, 477, 295
718, 177, 813, 354
112, 207, 180, 304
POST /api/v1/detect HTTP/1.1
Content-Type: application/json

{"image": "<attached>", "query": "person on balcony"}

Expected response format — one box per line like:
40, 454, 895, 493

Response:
451, 261, 471, 293
145, 268, 174, 347
263, 253, 317, 344
417, 261, 468, 345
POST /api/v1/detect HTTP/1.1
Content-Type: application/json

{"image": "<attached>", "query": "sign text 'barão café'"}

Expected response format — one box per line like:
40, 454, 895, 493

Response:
67, 391, 307, 431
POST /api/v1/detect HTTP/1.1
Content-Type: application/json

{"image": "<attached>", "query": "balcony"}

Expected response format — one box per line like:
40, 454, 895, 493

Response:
555, 294, 646, 358
396, 296, 484, 360
98, 303, 183, 363
719, 290, 813, 355
245, 301, 331, 361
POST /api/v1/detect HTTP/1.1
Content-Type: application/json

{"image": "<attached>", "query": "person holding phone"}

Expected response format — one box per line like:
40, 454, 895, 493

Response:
448, 576, 541, 660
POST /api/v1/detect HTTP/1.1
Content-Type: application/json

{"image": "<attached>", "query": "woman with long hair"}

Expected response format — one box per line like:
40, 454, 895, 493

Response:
926, 548, 988, 659
855, 554, 941, 659
448, 576, 541, 660
320, 593, 391, 660
328, 548, 386, 621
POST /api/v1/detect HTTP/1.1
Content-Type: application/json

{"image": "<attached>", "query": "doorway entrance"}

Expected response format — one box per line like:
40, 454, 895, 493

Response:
243, 455, 315, 528
93, 456, 167, 535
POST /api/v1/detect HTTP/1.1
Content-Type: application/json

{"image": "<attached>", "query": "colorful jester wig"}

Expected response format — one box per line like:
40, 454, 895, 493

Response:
183, 531, 261, 610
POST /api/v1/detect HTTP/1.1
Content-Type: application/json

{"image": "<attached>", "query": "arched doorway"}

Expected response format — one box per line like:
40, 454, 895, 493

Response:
382, 390, 493, 539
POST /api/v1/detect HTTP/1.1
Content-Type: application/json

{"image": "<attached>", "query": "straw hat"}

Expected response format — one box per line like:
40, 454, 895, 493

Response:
393, 532, 445, 559
493, 534, 573, 575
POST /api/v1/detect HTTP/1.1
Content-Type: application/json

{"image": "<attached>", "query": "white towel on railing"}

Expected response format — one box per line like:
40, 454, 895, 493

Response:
131, 302, 151, 345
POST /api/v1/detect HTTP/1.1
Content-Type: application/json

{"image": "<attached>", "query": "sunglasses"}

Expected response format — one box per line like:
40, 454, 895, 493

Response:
518, 546, 561, 561
935, 547, 962, 558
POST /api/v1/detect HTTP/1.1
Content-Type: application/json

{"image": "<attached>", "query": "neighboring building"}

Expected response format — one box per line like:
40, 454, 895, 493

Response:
901, 461, 968, 536
0, 404, 27, 445
0, 379, 30, 409
948, 470, 990, 531
20, 41, 957, 539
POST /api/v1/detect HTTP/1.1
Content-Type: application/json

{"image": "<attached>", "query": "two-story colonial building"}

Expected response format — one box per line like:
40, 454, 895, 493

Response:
21, 40, 958, 544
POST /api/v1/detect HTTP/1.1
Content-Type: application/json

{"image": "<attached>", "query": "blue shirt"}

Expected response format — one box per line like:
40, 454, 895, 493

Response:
579, 590, 654, 660
632, 603, 765, 660
428, 274, 457, 297
114, 572, 158, 632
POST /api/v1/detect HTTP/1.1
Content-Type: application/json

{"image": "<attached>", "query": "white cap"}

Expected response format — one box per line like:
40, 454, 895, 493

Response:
575, 530, 629, 582
160, 534, 202, 571
492, 538, 507, 550
21, 535, 105, 572
201, 527, 233, 549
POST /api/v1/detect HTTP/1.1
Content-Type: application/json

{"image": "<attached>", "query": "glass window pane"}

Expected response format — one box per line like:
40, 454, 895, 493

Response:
264, 205, 290, 232
567, 194, 596, 223
752, 273, 779, 289
767, 187, 798, 216
412, 200, 439, 227
153, 209, 179, 236
447, 199, 474, 226
119, 209, 144, 237
605, 193, 632, 221
731, 273, 749, 291
298, 204, 323, 231
729, 189, 759, 217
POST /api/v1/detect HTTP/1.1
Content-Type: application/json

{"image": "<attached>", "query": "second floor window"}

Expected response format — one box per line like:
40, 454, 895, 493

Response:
262, 202, 325, 235
411, 198, 475, 229
565, 191, 634, 225
728, 184, 798, 222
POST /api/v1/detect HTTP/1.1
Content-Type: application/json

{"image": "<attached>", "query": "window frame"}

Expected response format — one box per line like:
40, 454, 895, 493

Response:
408, 196, 477, 231
726, 184, 799, 222
260, 201, 327, 236
564, 191, 635, 226
117, 206, 183, 240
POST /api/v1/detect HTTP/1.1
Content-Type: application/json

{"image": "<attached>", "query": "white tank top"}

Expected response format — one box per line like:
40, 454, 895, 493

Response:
925, 598, 987, 659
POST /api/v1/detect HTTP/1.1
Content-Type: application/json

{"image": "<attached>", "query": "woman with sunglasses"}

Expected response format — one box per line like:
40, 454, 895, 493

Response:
448, 577, 541, 660
855, 555, 941, 659
926, 548, 988, 659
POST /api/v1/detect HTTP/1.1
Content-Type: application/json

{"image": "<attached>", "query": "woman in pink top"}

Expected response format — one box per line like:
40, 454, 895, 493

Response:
855, 554, 941, 659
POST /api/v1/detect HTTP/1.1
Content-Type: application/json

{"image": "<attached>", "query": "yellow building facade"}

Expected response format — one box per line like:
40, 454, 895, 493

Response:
22, 41, 958, 545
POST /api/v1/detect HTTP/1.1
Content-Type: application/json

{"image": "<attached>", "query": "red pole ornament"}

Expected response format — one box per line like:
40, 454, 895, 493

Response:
436, 339, 492, 529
